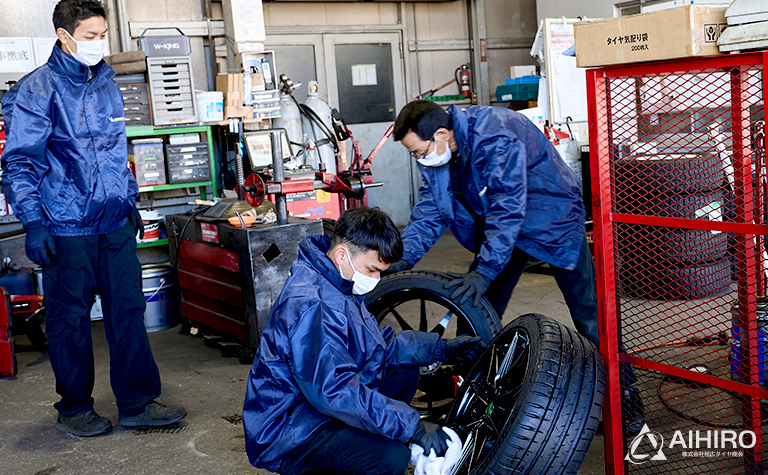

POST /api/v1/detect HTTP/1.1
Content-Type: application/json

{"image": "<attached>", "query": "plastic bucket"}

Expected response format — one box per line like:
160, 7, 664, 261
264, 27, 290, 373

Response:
730, 296, 768, 388
196, 90, 224, 122
139, 209, 161, 243
142, 263, 176, 332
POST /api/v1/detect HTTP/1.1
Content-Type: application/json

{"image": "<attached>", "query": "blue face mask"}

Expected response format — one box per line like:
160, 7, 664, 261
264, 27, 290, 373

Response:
339, 248, 380, 295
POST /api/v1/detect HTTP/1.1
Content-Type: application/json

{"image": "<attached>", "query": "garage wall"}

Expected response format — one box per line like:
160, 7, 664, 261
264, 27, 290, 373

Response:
123, 0, 210, 97
535, 0, 614, 22
262, 0, 538, 103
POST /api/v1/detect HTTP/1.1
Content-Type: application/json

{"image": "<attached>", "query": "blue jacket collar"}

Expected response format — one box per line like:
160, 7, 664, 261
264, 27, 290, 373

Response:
447, 105, 471, 159
47, 41, 114, 85
298, 235, 355, 296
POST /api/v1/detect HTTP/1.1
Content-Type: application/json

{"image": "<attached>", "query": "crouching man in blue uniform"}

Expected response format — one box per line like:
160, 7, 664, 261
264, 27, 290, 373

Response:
1, 0, 185, 436
388, 100, 644, 435
243, 207, 483, 474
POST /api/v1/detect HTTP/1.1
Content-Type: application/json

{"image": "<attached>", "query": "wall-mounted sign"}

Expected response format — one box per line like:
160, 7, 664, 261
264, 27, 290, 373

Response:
0, 38, 35, 73
33, 38, 58, 67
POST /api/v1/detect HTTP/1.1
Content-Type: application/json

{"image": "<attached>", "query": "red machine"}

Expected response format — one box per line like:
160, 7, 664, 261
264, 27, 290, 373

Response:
242, 124, 393, 213
0, 288, 16, 377
589, 52, 768, 474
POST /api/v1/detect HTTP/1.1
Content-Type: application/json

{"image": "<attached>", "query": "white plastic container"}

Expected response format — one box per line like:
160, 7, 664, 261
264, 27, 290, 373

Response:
138, 209, 162, 243
195, 90, 224, 122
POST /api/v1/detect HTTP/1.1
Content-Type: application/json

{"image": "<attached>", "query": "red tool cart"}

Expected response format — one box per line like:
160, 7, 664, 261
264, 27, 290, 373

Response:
0, 288, 16, 377
588, 52, 768, 474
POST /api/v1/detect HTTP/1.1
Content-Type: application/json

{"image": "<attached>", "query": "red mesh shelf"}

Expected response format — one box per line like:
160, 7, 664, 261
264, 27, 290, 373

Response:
588, 52, 768, 474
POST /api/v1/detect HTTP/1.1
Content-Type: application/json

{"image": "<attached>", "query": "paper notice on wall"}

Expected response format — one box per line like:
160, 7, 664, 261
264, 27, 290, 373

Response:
33, 38, 58, 67
351, 64, 377, 86
0, 38, 35, 73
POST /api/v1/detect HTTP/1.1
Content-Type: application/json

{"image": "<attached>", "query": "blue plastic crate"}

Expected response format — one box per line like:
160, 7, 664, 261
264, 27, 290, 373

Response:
504, 76, 540, 86
495, 82, 539, 102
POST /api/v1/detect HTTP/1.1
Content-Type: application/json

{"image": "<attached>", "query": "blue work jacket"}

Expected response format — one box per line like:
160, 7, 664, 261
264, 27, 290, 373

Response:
1, 43, 138, 236
243, 235, 439, 472
401, 105, 586, 278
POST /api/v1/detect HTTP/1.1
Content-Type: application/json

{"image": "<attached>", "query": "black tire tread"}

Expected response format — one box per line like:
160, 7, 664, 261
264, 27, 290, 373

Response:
364, 270, 502, 342
459, 314, 604, 475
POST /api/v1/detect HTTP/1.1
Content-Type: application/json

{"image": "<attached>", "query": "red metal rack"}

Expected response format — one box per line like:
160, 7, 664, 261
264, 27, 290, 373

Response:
588, 52, 768, 474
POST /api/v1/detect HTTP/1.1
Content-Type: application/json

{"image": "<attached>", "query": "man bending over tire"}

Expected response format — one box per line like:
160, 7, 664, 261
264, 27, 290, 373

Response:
387, 100, 645, 436
243, 207, 484, 474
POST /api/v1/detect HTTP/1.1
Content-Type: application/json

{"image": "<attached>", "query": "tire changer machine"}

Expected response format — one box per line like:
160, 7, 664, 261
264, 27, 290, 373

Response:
168, 105, 392, 350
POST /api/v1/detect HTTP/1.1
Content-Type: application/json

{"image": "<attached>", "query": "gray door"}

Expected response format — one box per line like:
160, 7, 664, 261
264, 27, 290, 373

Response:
334, 43, 396, 124
267, 32, 417, 227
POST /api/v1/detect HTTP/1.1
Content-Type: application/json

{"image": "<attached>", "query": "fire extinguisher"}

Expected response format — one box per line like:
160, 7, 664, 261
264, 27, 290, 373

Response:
456, 64, 471, 99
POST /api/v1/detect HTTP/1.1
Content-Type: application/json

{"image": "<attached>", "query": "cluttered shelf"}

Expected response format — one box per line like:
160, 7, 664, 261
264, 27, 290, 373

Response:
137, 181, 213, 193
136, 238, 169, 249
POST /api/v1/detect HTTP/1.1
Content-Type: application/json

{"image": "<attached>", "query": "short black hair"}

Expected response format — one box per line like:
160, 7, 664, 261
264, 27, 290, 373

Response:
393, 100, 452, 142
53, 0, 106, 34
331, 207, 403, 264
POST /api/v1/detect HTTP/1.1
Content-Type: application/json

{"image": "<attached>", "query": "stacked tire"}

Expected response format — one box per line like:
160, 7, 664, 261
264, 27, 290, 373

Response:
615, 154, 731, 299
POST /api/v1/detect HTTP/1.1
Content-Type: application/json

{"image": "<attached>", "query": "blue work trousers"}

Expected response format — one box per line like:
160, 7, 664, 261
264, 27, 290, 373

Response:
478, 236, 600, 346
43, 224, 161, 417
279, 367, 419, 475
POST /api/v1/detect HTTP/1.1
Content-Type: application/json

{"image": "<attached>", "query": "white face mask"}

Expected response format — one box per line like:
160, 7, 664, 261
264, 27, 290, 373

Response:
64, 30, 106, 67
339, 248, 380, 295
417, 135, 452, 167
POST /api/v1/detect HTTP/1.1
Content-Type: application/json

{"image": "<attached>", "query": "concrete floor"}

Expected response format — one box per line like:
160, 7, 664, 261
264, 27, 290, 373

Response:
0, 232, 606, 475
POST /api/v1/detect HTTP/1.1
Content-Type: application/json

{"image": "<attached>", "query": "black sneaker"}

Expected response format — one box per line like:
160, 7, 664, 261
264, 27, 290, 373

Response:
622, 386, 646, 437
118, 401, 186, 428
56, 410, 113, 437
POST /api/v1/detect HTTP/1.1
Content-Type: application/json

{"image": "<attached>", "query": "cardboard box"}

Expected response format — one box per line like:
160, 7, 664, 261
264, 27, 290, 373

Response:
574, 5, 728, 68
216, 73, 245, 108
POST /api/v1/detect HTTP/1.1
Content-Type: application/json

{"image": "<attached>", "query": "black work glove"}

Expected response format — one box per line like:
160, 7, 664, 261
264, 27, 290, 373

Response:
444, 335, 485, 366
410, 421, 450, 457
444, 271, 491, 306
24, 222, 56, 267
127, 207, 144, 240
381, 258, 413, 277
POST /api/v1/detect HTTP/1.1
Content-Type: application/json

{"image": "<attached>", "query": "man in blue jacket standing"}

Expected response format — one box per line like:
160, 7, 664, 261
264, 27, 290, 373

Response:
1, 0, 185, 436
243, 207, 483, 474
389, 100, 643, 435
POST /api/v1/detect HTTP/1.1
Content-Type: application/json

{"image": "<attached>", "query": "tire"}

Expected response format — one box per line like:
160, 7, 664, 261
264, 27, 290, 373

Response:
365, 271, 502, 419
321, 218, 336, 238
615, 154, 726, 195
620, 258, 732, 300
365, 270, 501, 343
445, 313, 605, 475
616, 190, 726, 219
618, 224, 728, 264
25, 308, 47, 352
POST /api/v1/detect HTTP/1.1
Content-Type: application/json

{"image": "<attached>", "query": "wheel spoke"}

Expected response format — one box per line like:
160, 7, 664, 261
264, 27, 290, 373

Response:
452, 430, 475, 475
497, 384, 524, 403
387, 307, 413, 332
430, 311, 452, 336
468, 425, 489, 471
419, 299, 428, 332
495, 332, 520, 388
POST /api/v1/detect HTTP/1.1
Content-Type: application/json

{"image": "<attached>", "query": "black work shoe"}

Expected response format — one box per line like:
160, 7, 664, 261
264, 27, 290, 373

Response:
622, 386, 646, 437
118, 401, 186, 428
56, 410, 113, 437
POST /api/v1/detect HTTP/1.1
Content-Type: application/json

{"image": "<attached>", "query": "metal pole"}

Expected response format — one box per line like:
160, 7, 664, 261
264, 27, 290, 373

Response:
115, 0, 132, 52
271, 130, 288, 225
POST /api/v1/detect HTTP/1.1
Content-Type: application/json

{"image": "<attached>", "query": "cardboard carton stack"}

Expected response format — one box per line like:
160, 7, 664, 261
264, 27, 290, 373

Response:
216, 73, 253, 119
